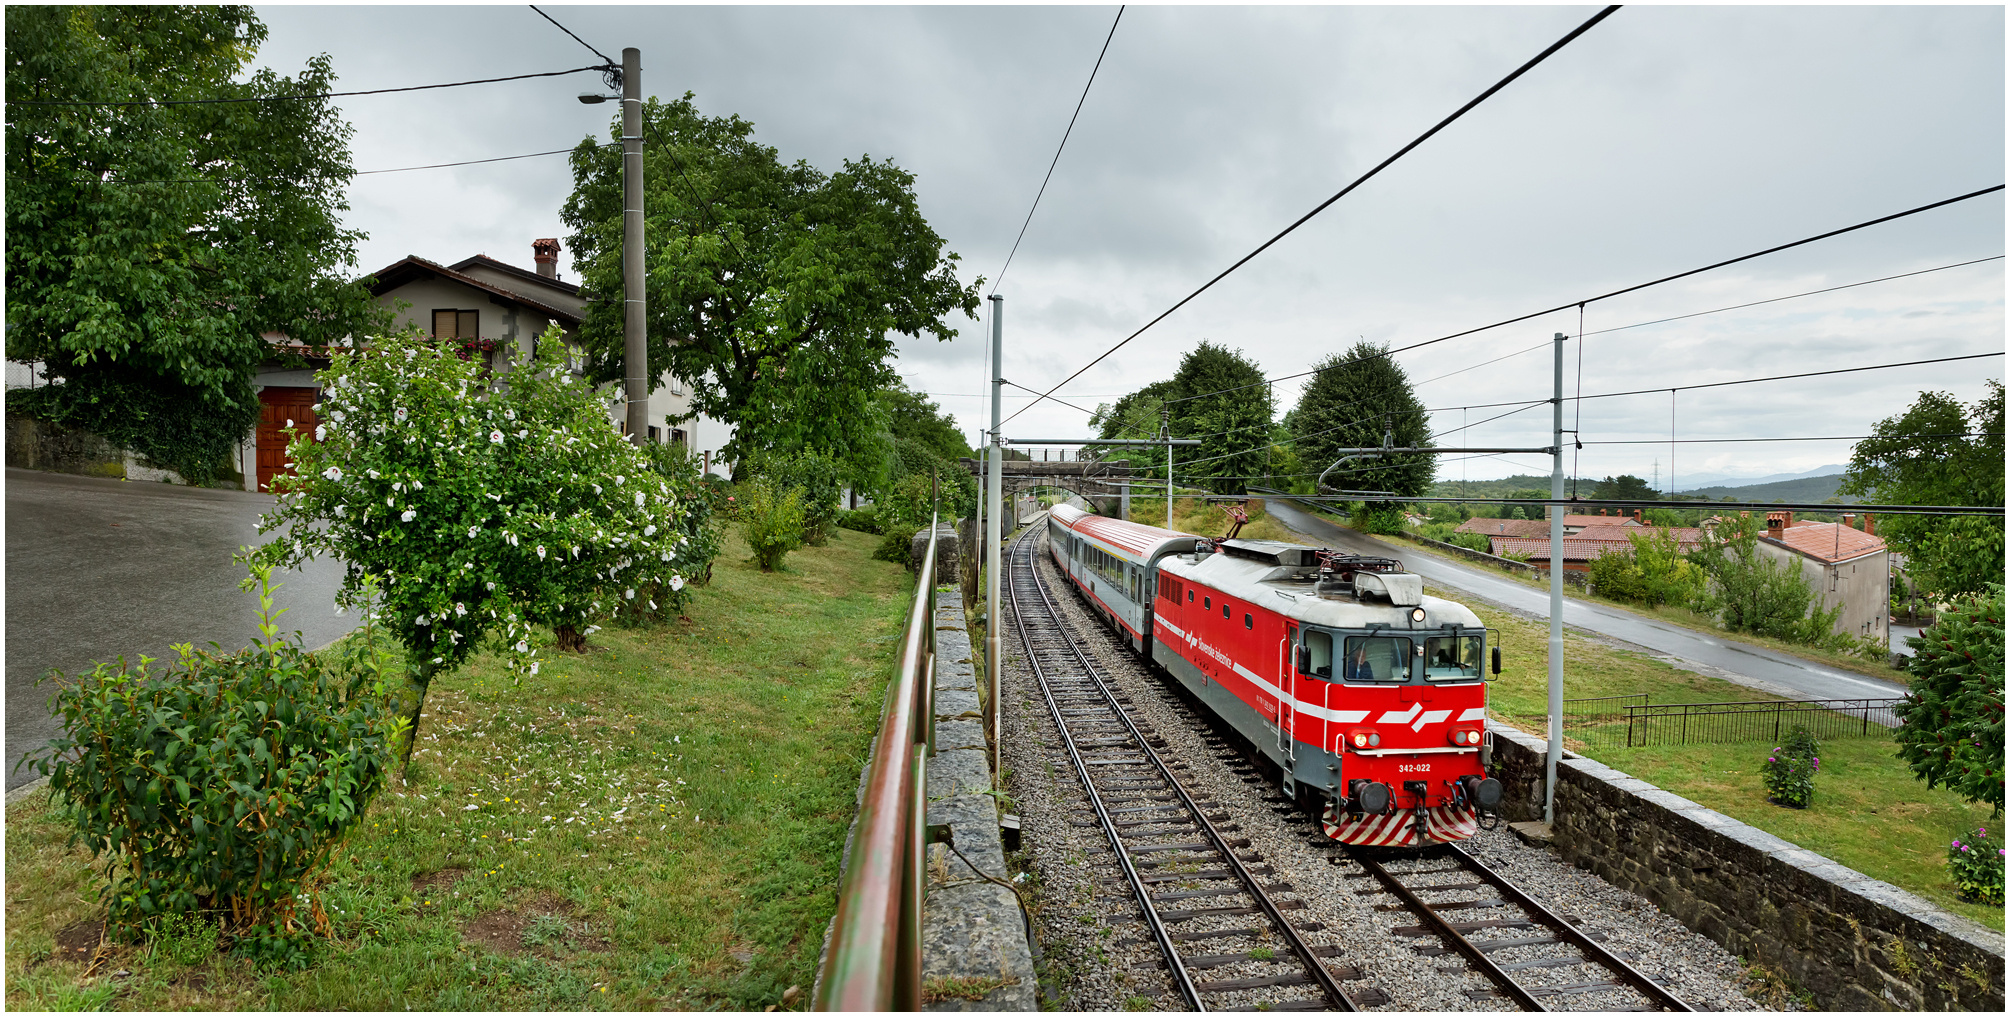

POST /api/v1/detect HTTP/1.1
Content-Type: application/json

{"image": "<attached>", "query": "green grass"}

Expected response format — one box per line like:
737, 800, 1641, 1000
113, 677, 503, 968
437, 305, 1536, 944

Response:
1593, 737, 2002, 931
5, 526, 913, 1011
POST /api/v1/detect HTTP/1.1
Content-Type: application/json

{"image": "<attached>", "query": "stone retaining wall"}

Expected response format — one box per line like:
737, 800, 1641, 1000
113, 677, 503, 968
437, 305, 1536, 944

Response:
920, 586, 1034, 1010
1486, 722, 2003, 1010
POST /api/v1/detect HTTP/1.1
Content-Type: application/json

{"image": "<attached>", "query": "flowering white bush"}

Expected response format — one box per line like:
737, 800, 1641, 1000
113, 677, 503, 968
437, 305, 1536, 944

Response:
255, 326, 693, 755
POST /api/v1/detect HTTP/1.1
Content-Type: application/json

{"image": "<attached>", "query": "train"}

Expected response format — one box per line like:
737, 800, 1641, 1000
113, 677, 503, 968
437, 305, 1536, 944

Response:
1045, 502, 1504, 847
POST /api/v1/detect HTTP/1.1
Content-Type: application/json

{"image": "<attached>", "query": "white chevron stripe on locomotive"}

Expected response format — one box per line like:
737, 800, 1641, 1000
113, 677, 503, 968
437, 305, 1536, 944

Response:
1321, 802, 1481, 846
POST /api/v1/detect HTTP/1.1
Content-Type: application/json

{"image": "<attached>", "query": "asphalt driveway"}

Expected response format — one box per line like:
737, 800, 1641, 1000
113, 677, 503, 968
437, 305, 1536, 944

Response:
1260, 497, 1907, 703
6, 468, 356, 790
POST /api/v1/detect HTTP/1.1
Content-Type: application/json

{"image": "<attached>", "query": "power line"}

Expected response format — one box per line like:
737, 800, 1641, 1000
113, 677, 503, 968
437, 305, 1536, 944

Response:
5, 65, 614, 107
1001, 380, 1101, 417
1159, 184, 2008, 409
989, 5, 1124, 297
1570, 351, 2003, 404
1579, 255, 2005, 339
76, 143, 619, 184
530, 5, 618, 67
999, 4, 1622, 427
1581, 432, 2000, 445
1258, 489, 2003, 518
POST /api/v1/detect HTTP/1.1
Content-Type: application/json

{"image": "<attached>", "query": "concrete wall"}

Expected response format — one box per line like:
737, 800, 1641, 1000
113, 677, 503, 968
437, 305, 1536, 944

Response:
1486, 722, 2003, 1011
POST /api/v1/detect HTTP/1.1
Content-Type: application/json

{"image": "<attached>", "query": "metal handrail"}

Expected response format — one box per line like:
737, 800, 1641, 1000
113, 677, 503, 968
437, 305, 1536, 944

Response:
815, 509, 939, 1011
1623, 697, 1904, 748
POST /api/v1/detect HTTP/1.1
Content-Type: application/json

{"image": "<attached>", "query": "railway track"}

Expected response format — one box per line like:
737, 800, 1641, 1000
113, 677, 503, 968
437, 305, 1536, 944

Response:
1007, 524, 1368, 1011
1344, 843, 1695, 1011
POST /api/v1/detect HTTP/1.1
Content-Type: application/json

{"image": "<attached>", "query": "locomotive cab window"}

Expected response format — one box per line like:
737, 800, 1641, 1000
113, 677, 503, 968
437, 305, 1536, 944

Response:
1341, 636, 1410, 683
1302, 630, 1334, 678
1424, 634, 1484, 681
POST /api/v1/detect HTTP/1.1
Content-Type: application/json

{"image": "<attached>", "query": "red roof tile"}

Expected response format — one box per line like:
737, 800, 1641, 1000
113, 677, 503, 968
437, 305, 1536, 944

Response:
1763, 523, 1887, 564
1563, 513, 1640, 528
1455, 518, 1551, 538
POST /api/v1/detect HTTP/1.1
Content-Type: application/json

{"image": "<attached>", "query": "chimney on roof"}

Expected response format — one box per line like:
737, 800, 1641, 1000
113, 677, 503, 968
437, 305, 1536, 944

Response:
1633, 509, 1642, 524
533, 238, 561, 279
1863, 512, 1875, 537
1843, 512, 1855, 530
1766, 511, 1788, 539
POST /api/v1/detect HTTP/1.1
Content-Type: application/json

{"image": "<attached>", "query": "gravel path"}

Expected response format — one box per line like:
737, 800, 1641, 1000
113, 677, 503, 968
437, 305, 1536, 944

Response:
999, 529, 1788, 1012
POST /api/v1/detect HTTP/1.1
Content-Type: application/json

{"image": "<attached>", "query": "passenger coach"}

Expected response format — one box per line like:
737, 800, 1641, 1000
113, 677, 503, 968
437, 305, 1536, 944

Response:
1047, 502, 1504, 847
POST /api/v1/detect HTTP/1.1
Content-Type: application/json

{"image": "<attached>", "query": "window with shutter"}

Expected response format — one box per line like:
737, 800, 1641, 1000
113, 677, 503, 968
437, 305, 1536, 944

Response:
458, 310, 478, 340
432, 309, 458, 337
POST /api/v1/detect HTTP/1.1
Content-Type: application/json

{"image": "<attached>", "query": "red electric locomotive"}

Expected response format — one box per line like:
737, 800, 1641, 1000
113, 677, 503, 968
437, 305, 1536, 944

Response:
1047, 503, 1504, 847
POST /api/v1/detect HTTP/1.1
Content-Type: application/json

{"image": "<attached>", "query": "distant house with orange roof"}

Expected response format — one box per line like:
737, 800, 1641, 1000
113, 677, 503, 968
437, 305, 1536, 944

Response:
1754, 511, 1889, 640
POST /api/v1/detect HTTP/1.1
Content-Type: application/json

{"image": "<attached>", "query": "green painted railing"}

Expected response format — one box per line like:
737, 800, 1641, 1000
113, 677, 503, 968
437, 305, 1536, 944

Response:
815, 514, 938, 1010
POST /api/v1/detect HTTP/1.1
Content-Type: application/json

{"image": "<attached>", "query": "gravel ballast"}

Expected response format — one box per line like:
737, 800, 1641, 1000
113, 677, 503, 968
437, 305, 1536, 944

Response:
998, 528, 1787, 1012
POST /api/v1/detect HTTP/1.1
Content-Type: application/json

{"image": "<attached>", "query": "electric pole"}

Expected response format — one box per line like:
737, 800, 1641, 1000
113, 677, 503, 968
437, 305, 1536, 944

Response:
621, 46, 648, 444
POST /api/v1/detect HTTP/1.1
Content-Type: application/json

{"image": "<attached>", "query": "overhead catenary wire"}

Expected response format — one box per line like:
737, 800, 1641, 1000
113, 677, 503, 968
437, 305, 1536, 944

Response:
988, 5, 1124, 297
1156, 184, 2008, 410
80, 143, 622, 184
5, 65, 615, 107
998, 4, 1623, 427
530, 5, 619, 67
1568, 351, 2003, 405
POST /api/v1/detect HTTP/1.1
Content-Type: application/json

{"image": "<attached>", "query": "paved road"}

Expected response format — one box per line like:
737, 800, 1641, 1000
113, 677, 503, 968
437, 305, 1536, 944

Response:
1260, 497, 1907, 703
7, 469, 355, 790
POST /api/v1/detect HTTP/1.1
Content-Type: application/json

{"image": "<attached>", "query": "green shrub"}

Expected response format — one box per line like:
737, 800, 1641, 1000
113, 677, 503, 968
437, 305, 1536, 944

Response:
740, 477, 806, 571
1894, 583, 2005, 811
1692, 515, 1842, 643
1588, 548, 1648, 602
24, 568, 401, 944
1947, 825, 2004, 905
1761, 726, 1821, 808
1444, 531, 1491, 554
837, 506, 883, 535
754, 449, 842, 546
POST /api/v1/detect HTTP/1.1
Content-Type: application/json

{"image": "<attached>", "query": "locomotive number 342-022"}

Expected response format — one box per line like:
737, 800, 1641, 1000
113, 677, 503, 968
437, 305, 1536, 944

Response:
1396, 763, 1431, 773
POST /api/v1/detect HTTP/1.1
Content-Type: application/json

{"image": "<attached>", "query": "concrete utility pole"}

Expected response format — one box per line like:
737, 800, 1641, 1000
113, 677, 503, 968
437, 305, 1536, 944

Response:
1545, 331, 1567, 824
621, 47, 648, 444
1162, 407, 1173, 528
985, 296, 1004, 754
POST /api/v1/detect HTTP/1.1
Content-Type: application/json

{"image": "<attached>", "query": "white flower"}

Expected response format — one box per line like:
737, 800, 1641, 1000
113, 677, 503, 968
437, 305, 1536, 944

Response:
490, 430, 505, 444
412, 480, 423, 490
615, 475, 625, 485
285, 418, 294, 429
505, 409, 515, 421
634, 492, 645, 507
648, 599, 658, 611
644, 524, 657, 536
432, 656, 443, 664
508, 533, 519, 547
670, 575, 685, 592
529, 662, 540, 676
468, 526, 480, 538
486, 581, 496, 591
401, 509, 417, 523
385, 497, 394, 507
455, 602, 467, 616
625, 588, 635, 600
517, 429, 528, 439
322, 466, 343, 481
395, 407, 408, 424
536, 545, 547, 560
332, 410, 347, 423
334, 505, 346, 517
314, 424, 327, 441
515, 640, 530, 653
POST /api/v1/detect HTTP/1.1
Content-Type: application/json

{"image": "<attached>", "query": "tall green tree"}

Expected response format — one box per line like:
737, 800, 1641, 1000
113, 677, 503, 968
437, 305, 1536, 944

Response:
1290, 341, 1435, 499
1892, 583, 2004, 813
1166, 342, 1273, 495
1840, 381, 2004, 600
560, 94, 981, 489
878, 380, 970, 462
5, 6, 387, 484
1592, 474, 1659, 502
1091, 380, 1175, 478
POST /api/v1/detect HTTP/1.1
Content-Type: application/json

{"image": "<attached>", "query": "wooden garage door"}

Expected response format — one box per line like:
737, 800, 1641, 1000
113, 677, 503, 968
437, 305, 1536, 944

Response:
256, 386, 319, 493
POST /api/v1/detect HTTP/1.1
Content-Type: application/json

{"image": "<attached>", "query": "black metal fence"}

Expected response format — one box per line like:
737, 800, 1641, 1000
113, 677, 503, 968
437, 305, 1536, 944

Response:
1563, 695, 1904, 751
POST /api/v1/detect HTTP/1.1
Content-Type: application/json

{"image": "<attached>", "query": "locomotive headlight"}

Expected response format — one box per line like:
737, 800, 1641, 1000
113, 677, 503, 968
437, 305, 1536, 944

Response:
1368, 731, 1381, 747
1410, 607, 1427, 623
1352, 732, 1368, 748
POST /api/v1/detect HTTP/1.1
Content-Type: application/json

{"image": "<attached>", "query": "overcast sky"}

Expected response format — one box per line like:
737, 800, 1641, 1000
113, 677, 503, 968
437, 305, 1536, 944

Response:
248, 4, 2004, 487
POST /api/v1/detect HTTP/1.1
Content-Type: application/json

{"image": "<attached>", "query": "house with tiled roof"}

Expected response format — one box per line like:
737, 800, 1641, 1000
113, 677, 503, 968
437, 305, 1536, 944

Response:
1455, 517, 1552, 539
1754, 511, 1889, 640
1487, 523, 1704, 573
243, 240, 735, 492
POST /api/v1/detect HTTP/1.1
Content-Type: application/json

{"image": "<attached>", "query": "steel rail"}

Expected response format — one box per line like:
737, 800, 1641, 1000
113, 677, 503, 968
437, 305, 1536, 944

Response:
1446, 844, 1695, 1011
1347, 848, 1547, 1011
1009, 522, 1358, 1011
